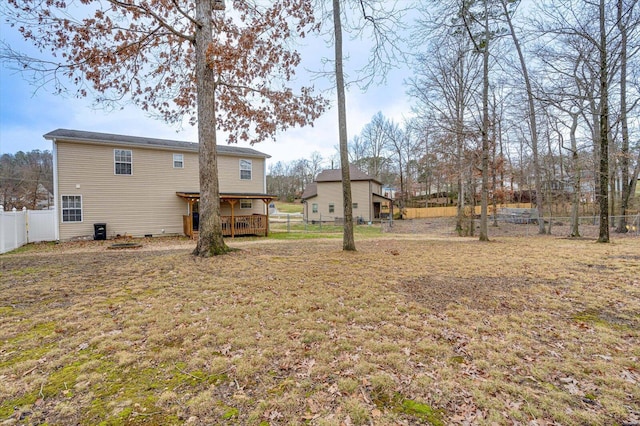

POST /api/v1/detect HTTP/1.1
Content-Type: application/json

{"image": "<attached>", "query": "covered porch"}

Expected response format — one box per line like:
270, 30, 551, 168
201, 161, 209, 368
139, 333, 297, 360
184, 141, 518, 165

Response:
373, 193, 394, 220
176, 192, 277, 239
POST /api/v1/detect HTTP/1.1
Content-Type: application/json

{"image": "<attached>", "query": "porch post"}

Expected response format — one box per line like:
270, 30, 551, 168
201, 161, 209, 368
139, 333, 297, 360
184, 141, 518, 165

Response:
228, 199, 237, 238
188, 199, 195, 238
264, 198, 270, 237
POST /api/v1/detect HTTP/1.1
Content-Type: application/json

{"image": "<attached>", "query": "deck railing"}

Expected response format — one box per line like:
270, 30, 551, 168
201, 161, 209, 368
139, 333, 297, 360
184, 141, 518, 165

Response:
183, 214, 268, 238
221, 215, 267, 237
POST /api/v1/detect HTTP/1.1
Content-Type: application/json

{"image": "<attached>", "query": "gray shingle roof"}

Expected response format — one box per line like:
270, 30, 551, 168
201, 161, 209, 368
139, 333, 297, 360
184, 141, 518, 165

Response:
300, 182, 317, 200
315, 165, 379, 183
43, 128, 270, 158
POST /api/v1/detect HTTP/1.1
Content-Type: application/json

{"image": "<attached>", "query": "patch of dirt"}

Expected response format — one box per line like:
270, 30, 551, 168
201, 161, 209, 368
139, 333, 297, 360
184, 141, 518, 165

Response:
397, 276, 558, 313
107, 242, 143, 249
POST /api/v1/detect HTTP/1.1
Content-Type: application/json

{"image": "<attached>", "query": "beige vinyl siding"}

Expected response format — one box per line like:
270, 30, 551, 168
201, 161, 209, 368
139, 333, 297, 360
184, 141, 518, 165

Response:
217, 155, 266, 193
57, 142, 199, 240
218, 154, 267, 216
220, 200, 265, 216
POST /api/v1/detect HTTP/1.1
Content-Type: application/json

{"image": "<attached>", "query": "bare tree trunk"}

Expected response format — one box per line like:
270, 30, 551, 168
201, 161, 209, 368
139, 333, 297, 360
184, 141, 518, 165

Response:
479, 0, 490, 242
630, 158, 640, 209
193, 0, 229, 256
501, 0, 545, 234
456, 159, 465, 234
569, 112, 581, 237
469, 166, 476, 237
545, 146, 554, 235
332, 0, 355, 251
491, 91, 498, 227
616, 0, 631, 233
597, 0, 610, 243
455, 91, 465, 235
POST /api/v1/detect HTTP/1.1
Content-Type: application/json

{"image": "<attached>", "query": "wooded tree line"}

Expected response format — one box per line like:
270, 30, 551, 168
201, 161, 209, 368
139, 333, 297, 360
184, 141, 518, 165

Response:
0, 150, 53, 210
268, 0, 640, 241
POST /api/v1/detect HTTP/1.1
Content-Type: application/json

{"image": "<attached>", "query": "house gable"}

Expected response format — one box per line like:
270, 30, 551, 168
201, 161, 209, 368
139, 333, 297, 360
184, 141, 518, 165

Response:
302, 166, 391, 222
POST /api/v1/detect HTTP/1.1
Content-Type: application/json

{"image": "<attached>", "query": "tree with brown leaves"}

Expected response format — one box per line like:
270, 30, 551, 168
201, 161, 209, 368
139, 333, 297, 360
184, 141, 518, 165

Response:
2, 0, 327, 256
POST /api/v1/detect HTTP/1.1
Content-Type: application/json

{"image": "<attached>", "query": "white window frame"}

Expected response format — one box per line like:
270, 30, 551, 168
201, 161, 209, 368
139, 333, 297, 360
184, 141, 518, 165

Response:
61, 195, 83, 223
312, 203, 318, 213
173, 153, 184, 169
114, 149, 133, 175
240, 199, 253, 209
240, 159, 252, 180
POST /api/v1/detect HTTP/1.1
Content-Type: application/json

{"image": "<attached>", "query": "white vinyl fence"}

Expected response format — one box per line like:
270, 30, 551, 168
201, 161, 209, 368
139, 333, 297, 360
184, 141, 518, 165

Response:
0, 206, 56, 254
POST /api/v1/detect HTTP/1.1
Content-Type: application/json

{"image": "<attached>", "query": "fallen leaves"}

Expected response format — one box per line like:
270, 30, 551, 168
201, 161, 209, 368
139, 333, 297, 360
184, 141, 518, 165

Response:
1, 235, 639, 425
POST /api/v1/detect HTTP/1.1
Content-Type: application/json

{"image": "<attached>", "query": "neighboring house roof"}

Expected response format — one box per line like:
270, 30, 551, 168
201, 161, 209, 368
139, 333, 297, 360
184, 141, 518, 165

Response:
300, 182, 317, 200
315, 165, 380, 183
301, 166, 383, 201
43, 128, 270, 158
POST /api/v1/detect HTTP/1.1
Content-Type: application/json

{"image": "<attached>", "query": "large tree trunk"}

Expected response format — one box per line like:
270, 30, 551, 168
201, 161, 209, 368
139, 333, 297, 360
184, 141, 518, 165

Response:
597, 0, 610, 243
332, 0, 355, 251
193, 0, 230, 256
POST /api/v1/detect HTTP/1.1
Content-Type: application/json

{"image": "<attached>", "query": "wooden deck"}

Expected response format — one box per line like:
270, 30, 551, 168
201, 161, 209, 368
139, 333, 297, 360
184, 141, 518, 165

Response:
183, 214, 268, 239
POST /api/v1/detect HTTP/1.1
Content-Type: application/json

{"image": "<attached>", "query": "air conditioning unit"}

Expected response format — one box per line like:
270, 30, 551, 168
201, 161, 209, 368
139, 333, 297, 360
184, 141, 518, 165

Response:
213, 0, 225, 10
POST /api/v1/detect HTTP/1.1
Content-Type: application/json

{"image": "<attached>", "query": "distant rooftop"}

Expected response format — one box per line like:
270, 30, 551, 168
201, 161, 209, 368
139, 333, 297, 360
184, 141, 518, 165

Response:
43, 128, 270, 158
315, 165, 380, 183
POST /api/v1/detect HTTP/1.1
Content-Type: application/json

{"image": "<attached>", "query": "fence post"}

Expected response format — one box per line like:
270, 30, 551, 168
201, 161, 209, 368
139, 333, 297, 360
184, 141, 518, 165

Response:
12, 207, 18, 251
23, 206, 29, 243
0, 205, 4, 253
287, 214, 290, 233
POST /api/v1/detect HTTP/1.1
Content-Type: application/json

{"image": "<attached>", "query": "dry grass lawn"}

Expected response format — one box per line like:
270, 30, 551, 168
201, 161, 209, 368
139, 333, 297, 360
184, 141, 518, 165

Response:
1, 225, 639, 425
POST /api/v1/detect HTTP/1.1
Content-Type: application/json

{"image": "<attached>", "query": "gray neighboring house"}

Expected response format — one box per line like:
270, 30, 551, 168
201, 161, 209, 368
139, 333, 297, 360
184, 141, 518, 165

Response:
45, 129, 275, 241
301, 165, 393, 223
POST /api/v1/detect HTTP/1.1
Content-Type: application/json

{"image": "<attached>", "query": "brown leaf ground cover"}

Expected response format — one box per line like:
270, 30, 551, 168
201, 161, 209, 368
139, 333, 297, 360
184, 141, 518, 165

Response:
1, 222, 639, 425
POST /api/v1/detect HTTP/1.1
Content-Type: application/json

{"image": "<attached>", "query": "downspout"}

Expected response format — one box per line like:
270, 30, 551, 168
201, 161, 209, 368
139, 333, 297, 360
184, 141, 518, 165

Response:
52, 139, 60, 241
263, 158, 268, 215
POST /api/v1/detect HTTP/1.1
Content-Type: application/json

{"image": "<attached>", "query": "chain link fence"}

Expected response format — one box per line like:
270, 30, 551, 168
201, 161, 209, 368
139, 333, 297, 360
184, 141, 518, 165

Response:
269, 212, 639, 239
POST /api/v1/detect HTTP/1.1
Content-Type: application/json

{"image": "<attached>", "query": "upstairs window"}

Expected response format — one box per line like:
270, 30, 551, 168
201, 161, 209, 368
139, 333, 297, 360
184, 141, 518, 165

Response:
114, 149, 132, 175
240, 159, 252, 180
173, 153, 184, 169
61, 195, 82, 222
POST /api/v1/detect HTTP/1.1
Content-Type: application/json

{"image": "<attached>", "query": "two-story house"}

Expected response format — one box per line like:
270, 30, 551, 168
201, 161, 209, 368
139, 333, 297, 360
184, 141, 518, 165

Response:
44, 129, 275, 241
301, 165, 393, 223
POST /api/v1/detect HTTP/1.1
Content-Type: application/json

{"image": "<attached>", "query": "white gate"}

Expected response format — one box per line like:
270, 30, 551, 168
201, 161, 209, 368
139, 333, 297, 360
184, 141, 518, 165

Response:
27, 209, 57, 242
0, 207, 56, 254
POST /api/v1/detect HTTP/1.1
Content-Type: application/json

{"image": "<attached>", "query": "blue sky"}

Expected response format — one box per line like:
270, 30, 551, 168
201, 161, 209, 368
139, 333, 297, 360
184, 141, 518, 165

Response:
0, 7, 414, 166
